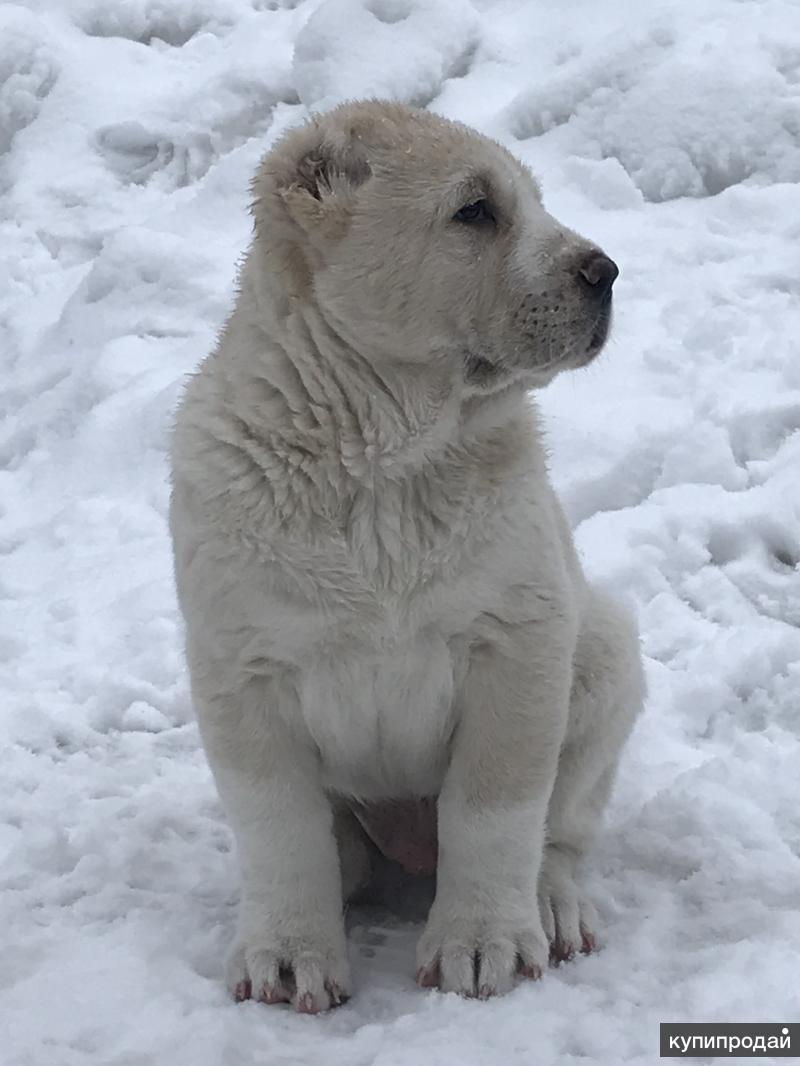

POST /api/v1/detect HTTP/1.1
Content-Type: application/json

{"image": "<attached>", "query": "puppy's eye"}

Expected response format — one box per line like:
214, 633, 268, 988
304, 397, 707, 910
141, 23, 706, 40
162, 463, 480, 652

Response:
453, 199, 494, 224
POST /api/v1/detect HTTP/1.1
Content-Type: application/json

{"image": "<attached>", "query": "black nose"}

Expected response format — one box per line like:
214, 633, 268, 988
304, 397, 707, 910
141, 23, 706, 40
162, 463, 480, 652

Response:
579, 252, 619, 299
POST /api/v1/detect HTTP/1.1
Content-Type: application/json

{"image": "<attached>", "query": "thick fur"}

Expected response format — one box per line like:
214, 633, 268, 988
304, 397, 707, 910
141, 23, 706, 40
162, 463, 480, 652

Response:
169, 101, 645, 1011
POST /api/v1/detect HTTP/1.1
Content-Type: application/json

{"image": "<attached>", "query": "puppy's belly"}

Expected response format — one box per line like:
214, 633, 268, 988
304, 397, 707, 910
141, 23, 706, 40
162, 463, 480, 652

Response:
351, 797, 438, 876
300, 631, 459, 800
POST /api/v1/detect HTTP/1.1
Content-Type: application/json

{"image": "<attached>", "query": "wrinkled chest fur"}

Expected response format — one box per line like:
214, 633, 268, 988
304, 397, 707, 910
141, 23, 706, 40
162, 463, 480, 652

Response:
260, 424, 550, 800
292, 479, 519, 800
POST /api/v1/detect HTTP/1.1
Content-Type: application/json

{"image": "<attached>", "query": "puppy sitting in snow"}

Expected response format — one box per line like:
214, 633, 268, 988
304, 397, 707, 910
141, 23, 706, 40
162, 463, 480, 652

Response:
169, 101, 645, 1012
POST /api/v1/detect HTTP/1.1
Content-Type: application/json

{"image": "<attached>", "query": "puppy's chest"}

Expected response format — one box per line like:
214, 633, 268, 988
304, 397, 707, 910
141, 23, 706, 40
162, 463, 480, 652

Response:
301, 629, 464, 799
339, 470, 496, 594
294, 476, 516, 798
298, 463, 525, 654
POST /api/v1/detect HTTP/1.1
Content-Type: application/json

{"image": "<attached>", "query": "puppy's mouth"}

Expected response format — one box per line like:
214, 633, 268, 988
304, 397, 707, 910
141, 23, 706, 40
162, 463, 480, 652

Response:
463, 296, 613, 389
579, 297, 613, 365
463, 353, 503, 388
463, 351, 532, 392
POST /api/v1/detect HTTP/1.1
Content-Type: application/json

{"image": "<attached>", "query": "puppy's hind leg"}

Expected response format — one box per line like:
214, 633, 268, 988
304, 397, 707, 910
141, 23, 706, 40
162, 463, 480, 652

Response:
539, 586, 645, 963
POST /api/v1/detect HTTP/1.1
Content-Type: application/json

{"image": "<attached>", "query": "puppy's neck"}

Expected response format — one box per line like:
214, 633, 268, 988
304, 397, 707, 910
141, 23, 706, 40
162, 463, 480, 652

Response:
294, 301, 463, 478
224, 269, 526, 485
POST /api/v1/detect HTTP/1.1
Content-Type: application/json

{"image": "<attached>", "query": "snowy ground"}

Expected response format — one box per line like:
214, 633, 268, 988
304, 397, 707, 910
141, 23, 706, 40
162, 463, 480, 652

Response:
2, 0, 800, 1062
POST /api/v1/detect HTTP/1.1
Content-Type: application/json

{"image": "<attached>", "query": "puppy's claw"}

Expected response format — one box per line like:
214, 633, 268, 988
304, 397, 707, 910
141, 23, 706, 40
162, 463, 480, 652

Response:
580, 928, 597, 955
325, 980, 349, 1007
296, 992, 319, 1014
416, 963, 440, 988
259, 984, 289, 1005
550, 940, 576, 965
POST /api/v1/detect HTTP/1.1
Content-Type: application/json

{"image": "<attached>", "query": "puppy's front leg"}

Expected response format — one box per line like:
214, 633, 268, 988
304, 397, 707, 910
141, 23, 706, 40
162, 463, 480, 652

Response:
417, 619, 572, 998
195, 677, 350, 1013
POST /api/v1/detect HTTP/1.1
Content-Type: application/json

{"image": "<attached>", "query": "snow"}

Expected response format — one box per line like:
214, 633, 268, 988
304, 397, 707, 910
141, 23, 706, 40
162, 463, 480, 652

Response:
2, 0, 799, 1062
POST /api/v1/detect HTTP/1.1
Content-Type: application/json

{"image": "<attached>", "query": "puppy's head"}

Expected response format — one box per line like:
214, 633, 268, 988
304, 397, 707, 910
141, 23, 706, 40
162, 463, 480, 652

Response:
253, 101, 617, 392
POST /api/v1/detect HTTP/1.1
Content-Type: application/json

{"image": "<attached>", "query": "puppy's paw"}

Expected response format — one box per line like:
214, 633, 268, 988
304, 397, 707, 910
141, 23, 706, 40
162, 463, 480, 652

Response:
225, 931, 351, 1012
416, 907, 548, 999
538, 846, 600, 964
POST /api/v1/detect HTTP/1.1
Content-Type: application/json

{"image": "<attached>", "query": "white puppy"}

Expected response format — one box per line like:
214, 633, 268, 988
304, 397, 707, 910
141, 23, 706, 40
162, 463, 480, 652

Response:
169, 101, 645, 1013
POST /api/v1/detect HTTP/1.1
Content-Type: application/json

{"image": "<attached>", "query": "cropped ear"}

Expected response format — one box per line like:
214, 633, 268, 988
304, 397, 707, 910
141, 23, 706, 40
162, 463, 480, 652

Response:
253, 119, 373, 240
